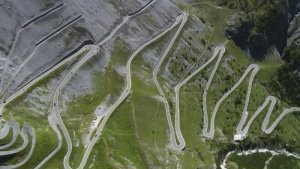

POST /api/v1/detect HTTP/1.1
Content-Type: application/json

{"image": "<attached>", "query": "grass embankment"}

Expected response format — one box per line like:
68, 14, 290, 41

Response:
228, 152, 272, 169
269, 155, 300, 169
227, 152, 300, 169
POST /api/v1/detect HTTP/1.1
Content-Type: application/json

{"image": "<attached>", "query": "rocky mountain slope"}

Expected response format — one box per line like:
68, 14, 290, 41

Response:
0, 0, 300, 169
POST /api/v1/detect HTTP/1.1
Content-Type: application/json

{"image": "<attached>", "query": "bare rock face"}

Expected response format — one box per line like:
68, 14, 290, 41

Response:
0, 0, 60, 54
287, 14, 300, 46
225, 11, 250, 49
268, 11, 300, 107
289, 0, 300, 20
224, 0, 300, 60
0, 0, 181, 100
225, 11, 269, 60
285, 14, 300, 75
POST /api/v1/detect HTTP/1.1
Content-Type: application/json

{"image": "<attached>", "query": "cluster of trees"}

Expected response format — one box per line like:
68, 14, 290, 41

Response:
221, 0, 287, 31
222, 0, 289, 59
269, 39, 300, 106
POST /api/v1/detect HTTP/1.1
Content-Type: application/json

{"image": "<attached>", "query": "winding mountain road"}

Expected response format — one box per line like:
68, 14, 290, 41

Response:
171, 46, 226, 139
0, 125, 30, 156
152, 13, 188, 150
170, 44, 300, 140
0, 45, 91, 116
34, 114, 63, 169
3, 126, 36, 169
0, 0, 158, 168
48, 1, 158, 169
0, 120, 19, 150
78, 12, 187, 169
52, 45, 99, 169
0, 0, 299, 167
